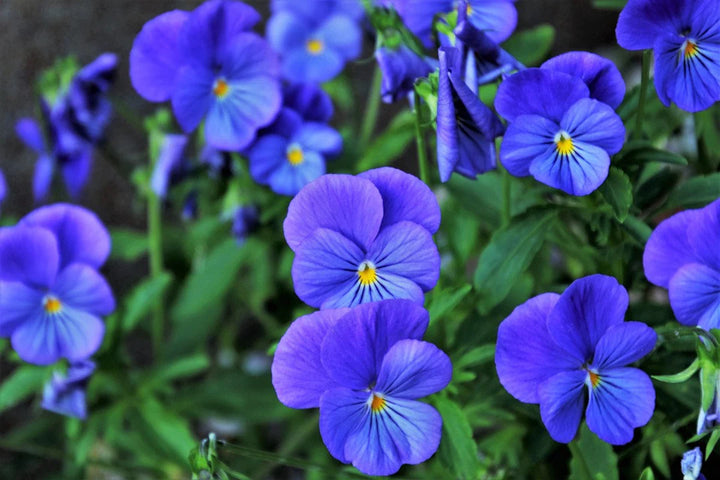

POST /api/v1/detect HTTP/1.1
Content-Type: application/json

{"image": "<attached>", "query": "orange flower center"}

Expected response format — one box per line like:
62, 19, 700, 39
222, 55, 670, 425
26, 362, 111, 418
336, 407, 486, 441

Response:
683, 39, 699, 59
44, 296, 62, 314
213, 78, 230, 98
588, 371, 600, 388
370, 394, 386, 413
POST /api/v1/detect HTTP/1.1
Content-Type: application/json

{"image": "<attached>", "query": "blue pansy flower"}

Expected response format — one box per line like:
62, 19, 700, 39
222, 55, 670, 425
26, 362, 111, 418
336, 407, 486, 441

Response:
643, 198, 720, 329
150, 134, 190, 199
267, 1, 362, 83
436, 46, 505, 182
272, 300, 452, 476
682, 447, 706, 480
0, 204, 115, 365
283, 167, 440, 309
42, 360, 95, 419
616, 0, 720, 112
495, 68, 626, 196
495, 274, 657, 445
130, 0, 282, 150
248, 108, 342, 196
282, 82, 335, 123
66, 53, 118, 143
376, 45, 434, 103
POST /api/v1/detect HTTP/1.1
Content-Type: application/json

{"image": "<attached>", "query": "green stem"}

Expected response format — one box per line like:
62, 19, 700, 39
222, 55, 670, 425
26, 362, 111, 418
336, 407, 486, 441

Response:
359, 66, 383, 147
413, 90, 429, 185
250, 412, 319, 479
147, 135, 165, 356
634, 50, 652, 139
501, 165, 512, 227
568, 439, 594, 480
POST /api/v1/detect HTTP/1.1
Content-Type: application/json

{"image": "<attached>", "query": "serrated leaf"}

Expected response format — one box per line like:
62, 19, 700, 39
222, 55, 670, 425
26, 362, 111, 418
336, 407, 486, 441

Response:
569, 424, 619, 480
474, 210, 557, 313
652, 358, 699, 384
503, 25, 555, 66
434, 397, 480, 479
123, 272, 173, 332
666, 173, 720, 210
0, 365, 48, 413
600, 167, 633, 221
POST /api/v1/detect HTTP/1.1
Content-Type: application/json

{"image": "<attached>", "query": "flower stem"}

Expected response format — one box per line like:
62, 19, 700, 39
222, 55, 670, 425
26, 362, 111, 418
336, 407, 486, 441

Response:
568, 439, 594, 480
147, 133, 165, 356
634, 50, 652, 139
413, 90, 429, 184
359, 66, 383, 147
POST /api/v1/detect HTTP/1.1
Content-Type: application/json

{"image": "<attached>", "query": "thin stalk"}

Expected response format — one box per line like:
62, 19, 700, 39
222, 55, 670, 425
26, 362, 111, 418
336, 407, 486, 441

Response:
413, 90, 429, 184
568, 439, 594, 480
634, 50, 652, 139
147, 133, 165, 356
359, 66, 383, 147
250, 412, 319, 479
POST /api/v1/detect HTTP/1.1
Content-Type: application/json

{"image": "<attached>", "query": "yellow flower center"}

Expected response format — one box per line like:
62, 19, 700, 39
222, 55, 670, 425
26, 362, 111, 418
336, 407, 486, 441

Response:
306, 39, 324, 55
683, 39, 699, 59
357, 261, 378, 286
370, 394, 386, 413
286, 145, 304, 166
466, 3, 472, 15
212, 78, 230, 98
555, 131, 575, 156
588, 371, 600, 388
43, 296, 62, 314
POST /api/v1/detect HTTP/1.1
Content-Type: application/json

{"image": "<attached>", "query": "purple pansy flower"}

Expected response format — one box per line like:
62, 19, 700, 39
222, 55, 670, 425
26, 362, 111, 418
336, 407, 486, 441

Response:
272, 300, 452, 476
67, 53, 118, 143
643, 198, 720, 330
616, 0, 720, 112
267, 1, 362, 83
436, 46, 505, 182
283, 167, 440, 309
282, 82, 334, 124
0, 204, 115, 365
682, 447, 706, 480
496, 274, 657, 445
495, 68, 626, 196
150, 134, 190, 198
42, 360, 95, 419
130, 0, 282, 150
376, 45, 433, 103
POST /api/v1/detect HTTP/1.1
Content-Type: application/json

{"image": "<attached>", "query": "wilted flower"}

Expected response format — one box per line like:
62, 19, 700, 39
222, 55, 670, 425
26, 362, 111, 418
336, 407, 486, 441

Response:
42, 360, 95, 419
272, 300, 452, 476
376, 45, 433, 103
496, 274, 656, 445
681, 447, 706, 480
66, 53, 118, 143
643, 198, 720, 329
283, 167, 440, 309
0, 204, 115, 365
130, 0, 281, 150
616, 0, 720, 112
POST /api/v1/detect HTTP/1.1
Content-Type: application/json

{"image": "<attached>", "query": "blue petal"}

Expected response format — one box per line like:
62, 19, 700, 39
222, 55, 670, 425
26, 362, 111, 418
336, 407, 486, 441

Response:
61, 148, 93, 199
643, 207, 703, 288
283, 82, 334, 123
272, 309, 348, 408
367, 221, 440, 292
375, 339, 451, 399
529, 139, 610, 196
586, 367, 655, 445
538, 370, 586, 443
249, 135, 289, 184
267, 11, 312, 53
359, 167, 441, 234
316, 14, 362, 61
151, 134, 189, 198
171, 65, 214, 133
393, 0, 453, 47
320, 300, 429, 390
20, 204, 111, 269
0, 226, 59, 287
496, 293, 580, 404
282, 47, 345, 83
16, 118, 45, 153
344, 397, 442, 476
687, 198, 720, 272
615, 0, 687, 50
0, 281, 43, 336
53, 264, 115, 316
668, 263, 720, 329
436, 48, 460, 181
561, 98, 626, 155
268, 150, 326, 196
542, 52, 626, 109
591, 322, 657, 370
376, 46, 433, 103
495, 69, 590, 123
547, 275, 628, 364
319, 387, 369, 464
129, 10, 189, 101
42, 375, 88, 419
283, 174, 384, 251
219, 33, 281, 81
466, 0, 517, 44
33, 154, 55, 202
294, 123, 342, 156
499, 114, 557, 177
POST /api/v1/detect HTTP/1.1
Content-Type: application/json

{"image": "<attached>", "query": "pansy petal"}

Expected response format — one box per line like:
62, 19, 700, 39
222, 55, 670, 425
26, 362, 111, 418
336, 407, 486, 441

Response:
54, 264, 115, 316
359, 167, 441, 234
16, 118, 45, 153
592, 322, 657, 370
61, 149, 93, 199
321, 300, 429, 390
0, 281, 43, 336
316, 14, 362, 60
644, 208, 703, 288
284, 174, 384, 251
295, 123, 342, 157
529, 140, 610, 196
495, 69, 590, 123
171, 65, 214, 134
547, 274, 628, 364
292, 228, 364, 309
272, 309, 348, 408
249, 135, 289, 184
499, 114, 557, 177
267, 11, 311, 53
319, 387, 369, 463
669, 263, 720, 329
496, 293, 580, 404
437, 48, 460, 181
393, 0, 453, 47
561, 98, 626, 155
615, 0, 686, 50
687, 198, 720, 271
367, 221, 440, 291
344, 397, 442, 476
283, 48, 345, 83
268, 150, 326, 196
129, 10, 189, 102
467, 0, 518, 44
0, 226, 58, 287
376, 339, 451, 399
21, 204, 111, 269
362, 272, 425, 305
586, 367, 655, 445
538, 370, 586, 443
283, 82, 334, 123
33, 154, 55, 203
220, 33, 281, 81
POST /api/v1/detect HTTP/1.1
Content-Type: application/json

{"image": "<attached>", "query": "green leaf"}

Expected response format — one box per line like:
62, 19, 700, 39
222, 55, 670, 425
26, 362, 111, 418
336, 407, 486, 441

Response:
638, 467, 655, 480
599, 167, 633, 222
652, 358, 699, 384
473, 210, 557, 313
707, 430, 720, 460
122, 272, 173, 332
136, 397, 197, 464
434, 397, 479, 479
143, 353, 211, 390
427, 284, 472, 324
356, 110, 416, 171
700, 367, 717, 412
0, 365, 47, 413
110, 228, 148, 261
618, 143, 688, 166
569, 424, 619, 480
666, 173, 720, 210
591, 0, 627, 9
621, 215, 653, 246
503, 25, 555, 66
